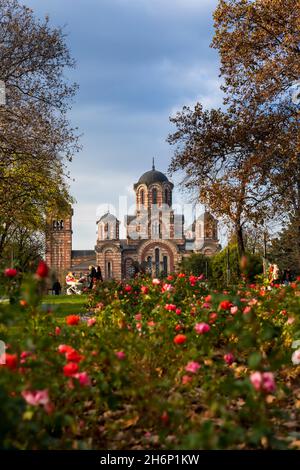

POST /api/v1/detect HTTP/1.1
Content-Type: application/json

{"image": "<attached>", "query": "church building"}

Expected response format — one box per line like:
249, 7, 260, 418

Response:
45, 163, 220, 281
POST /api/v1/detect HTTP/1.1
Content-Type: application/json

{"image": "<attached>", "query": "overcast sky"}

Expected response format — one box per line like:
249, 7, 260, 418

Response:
22, 0, 223, 249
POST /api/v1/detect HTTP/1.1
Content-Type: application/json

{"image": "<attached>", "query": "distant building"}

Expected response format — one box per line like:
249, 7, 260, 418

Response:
46, 163, 220, 281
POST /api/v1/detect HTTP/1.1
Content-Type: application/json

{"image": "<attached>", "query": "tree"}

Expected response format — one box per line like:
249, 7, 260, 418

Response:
210, 244, 263, 287
168, 104, 275, 257
180, 253, 210, 277
0, 0, 79, 257
1, 227, 44, 272
211, 0, 300, 268
212, 0, 300, 110
269, 218, 300, 274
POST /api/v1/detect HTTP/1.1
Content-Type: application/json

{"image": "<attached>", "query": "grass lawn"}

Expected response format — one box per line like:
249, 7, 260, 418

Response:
42, 294, 88, 317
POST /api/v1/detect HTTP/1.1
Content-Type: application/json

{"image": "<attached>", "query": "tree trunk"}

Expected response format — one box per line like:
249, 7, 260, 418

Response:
296, 175, 300, 273
235, 223, 245, 258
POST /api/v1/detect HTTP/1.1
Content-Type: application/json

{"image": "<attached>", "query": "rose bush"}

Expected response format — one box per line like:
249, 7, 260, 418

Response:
0, 268, 300, 449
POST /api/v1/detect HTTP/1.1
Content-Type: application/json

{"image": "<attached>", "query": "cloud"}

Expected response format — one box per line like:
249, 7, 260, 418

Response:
22, 0, 222, 249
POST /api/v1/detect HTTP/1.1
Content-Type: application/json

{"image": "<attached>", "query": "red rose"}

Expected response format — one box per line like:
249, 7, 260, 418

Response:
66, 315, 80, 326
4, 268, 17, 278
160, 410, 169, 424
36, 260, 49, 278
65, 350, 84, 363
219, 300, 233, 310
124, 285, 132, 293
63, 362, 79, 377
58, 344, 74, 354
3, 353, 18, 369
173, 334, 187, 345
141, 285, 149, 294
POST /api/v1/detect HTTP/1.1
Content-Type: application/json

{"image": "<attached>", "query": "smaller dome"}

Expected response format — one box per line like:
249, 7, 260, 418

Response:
97, 212, 118, 224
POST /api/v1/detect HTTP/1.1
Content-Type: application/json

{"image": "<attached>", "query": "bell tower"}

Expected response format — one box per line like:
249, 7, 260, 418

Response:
45, 209, 73, 280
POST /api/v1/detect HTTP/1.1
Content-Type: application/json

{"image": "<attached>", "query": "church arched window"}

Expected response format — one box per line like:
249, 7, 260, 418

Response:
140, 189, 145, 206
163, 255, 168, 276
147, 256, 152, 274
155, 248, 160, 277
152, 188, 157, 205
164, 189, 169, 205
52, 220, 64, 231
104, 223, 110, 239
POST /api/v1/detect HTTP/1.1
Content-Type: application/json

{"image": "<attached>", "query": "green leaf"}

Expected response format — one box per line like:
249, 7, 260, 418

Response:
248, 352, 262, 368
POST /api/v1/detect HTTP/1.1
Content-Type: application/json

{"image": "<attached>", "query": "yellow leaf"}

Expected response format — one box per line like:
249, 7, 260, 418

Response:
121, 415, 140, 429
23, 410, 34, 421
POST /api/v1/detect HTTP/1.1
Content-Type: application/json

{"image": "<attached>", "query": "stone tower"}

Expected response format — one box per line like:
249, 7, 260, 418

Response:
95, 212, 122, 280
194, 211, 219, 255
45, 209, 73, 281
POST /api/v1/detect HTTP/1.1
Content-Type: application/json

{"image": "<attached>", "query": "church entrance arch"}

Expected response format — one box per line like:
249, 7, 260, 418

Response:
138, 241, 176, 276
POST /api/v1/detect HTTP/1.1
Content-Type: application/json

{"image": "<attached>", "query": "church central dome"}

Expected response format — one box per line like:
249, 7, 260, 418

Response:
138, 169, 169, 185
137, 160, 169, 186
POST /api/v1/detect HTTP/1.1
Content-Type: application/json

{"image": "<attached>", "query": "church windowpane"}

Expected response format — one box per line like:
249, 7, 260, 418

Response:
140, 190, 144, 205
52, 220, 64, 231
147, 256, 152, 274
163, 255, 168, 276
155, 248, 160, 277
164, 189, 168, 205
152, 188, 157, 205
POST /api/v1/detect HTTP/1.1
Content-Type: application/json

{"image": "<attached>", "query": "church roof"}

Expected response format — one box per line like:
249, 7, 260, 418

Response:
135, 159, 170, 186
137, 169, 169, 185
97, 212, 118, 224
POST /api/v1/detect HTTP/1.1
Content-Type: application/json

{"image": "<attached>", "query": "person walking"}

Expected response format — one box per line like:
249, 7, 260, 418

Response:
88, 265, 97, 289
282, 268, 292, 285
52, 280, 61, 295
95, 265, 103, 282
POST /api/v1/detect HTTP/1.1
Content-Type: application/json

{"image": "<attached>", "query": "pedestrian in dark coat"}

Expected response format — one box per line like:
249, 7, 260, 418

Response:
52, 280, 62, 295
95, 265, 103, 282
88, 265, 97, 289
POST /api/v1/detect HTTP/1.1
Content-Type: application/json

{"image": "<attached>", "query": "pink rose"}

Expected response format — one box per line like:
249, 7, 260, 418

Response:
243, 306, 252, 315
182, 375, 193, 384
115, 351, 126, 360
22, 389, 50, 407
141, 285, 149, 294
185, 361, 201, 374
73, 372, 91, 387
162, 283, 173, 292
87, 317, 96, 327
194, 322, 210, 334
224, 353, 234, 365
230, 306, 238, 315
250, 371, 262, 391
292, 349, 300, 365
250, 371, 276, 393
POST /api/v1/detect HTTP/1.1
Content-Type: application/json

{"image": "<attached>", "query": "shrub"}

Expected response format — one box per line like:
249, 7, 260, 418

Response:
0, 267, 299, 449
